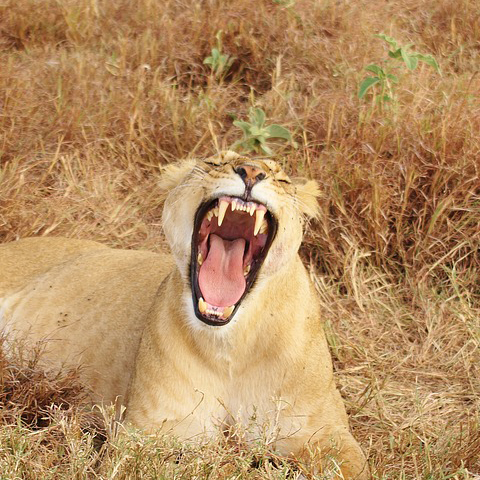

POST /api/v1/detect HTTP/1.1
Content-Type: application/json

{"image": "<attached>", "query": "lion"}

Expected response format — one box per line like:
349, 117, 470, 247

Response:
0, 151, 368, 478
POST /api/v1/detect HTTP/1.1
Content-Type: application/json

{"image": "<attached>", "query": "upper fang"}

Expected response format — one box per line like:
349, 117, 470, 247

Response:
254, 209, 266, 236
218, 200, 229, 226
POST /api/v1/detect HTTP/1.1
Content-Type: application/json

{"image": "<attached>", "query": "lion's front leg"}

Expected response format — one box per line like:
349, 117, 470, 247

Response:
307, 430, 369, 479
277, 428, 369, 479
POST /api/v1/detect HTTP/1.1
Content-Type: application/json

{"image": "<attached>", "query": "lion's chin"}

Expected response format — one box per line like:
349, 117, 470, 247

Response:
190, 195, 277, 326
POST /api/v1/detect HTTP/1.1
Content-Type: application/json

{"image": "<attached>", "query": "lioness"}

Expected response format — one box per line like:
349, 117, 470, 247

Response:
0, 151, 368, 478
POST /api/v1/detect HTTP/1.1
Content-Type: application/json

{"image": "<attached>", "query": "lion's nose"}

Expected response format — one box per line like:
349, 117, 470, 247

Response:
234, 164, 266, 187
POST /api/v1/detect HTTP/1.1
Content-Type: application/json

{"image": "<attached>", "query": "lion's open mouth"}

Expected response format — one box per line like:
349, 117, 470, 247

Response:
191, 196, 277, 326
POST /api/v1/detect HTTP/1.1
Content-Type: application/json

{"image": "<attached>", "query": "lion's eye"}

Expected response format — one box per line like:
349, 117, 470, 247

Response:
204, 159, 222, 167
276, 174, 291, 184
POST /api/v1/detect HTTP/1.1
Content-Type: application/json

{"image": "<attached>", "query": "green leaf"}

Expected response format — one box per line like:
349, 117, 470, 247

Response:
249, 126, 264, 137
401, 48, 418, 70
365, 64, 384, 76
358, 76, 380, 98
375, 34, 399, 51
414, 53, 440, 72
386, 74, 399, 83
233, 120, 251, 135
234, 138, 254, 153
264, 124, 292, 140
388, 48, 403, 59
249, 108, 266, 128
259, 143, 273, 155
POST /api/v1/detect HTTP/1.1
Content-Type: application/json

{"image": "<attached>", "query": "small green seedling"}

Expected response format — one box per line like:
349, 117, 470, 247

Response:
359, 34, 440, 104
203, 30, 234, 78
232, 107, 296, 155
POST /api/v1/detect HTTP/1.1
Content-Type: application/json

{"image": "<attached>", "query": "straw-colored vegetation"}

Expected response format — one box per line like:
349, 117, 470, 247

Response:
0, 0, 479, 477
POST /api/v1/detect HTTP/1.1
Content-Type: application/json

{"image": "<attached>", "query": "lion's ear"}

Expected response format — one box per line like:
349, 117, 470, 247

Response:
159, 159, 196, 192
293, 177, 321, 219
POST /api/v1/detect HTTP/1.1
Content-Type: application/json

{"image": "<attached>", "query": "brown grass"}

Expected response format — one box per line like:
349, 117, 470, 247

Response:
1, 0, 479, 477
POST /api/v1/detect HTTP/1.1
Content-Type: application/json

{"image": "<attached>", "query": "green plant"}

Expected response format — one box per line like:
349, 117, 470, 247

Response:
232, 107, 296, 154
358, 34, 440, 104
273, 0, 296, 7
203, 30, 234, 78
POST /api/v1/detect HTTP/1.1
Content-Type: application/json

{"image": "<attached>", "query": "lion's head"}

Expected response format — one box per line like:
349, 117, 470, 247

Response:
161, 151, 320, 327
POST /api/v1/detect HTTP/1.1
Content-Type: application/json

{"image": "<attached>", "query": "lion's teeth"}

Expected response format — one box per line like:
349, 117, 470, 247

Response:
231, 200, 237, 211
223, 305, 235, 318
249, 204, 255, 216
218, 200, 229, 227
259, 220, 268, 234
206, 210, 213, 222
198, 252, 203, 266
214, 207, 219, 217
254, 209, 266, 236
198, 297, 207, 314
244, 264, 251, 276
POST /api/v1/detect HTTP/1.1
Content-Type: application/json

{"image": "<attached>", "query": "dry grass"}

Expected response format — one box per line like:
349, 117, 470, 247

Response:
1, 0, 479, 477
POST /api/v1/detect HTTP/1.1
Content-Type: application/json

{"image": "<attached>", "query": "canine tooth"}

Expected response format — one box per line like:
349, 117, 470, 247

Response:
231, 200, 237, 211
218, 200, 228, 226
259, 220, 268, 234
244, 264, 251, 276
197, 252, 203, 265
223, 305, 235, 318
254, 209, 266, 236
198, 297, 207, 314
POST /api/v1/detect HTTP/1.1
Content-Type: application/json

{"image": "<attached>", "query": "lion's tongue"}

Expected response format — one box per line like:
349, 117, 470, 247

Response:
199, 234, 246, 307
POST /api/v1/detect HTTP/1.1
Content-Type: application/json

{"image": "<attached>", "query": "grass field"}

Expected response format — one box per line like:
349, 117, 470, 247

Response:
1, 0, 479, 477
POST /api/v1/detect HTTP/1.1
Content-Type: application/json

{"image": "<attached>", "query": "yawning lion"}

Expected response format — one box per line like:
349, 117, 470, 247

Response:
0, 151, 368, 478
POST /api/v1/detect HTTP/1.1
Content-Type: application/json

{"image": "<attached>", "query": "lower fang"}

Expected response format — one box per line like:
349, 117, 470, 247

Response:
223, 305, 235, 318
198, 297, 207, 314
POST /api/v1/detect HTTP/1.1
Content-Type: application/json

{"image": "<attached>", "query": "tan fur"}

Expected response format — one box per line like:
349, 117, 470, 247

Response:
0, 152, 368, 478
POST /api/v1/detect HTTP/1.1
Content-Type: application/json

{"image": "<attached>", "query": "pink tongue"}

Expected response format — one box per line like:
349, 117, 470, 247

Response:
198, 234, 246, 307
